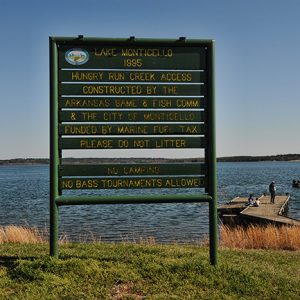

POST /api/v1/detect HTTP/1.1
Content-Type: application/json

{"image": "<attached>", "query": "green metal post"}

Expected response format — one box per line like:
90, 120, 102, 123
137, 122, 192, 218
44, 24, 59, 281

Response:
207, 41, 218, 265
49, 37, 59, 257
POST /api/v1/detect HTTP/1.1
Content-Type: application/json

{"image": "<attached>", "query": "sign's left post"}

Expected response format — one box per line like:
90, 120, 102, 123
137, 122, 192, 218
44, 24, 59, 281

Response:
49, 37, 59, 257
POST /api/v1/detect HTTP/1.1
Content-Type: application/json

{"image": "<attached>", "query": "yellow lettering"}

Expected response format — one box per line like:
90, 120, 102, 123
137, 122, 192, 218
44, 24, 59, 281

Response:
151, 99, 172, 108
160, 72, 192, 82
143, 112, 196, 121
100, 178, 163, 188
64, 98, 110, 108
129, 72, 155, 81
70, 112, 77, 121
82, 112, 96, 121
115, 99, 137, 108
162, 86, 177, 95
121, 48, 173, 57
123, 166, 160, 175
94, 48, 117, 56
146, 86, 157, 95
117, 125, 148, 134
71, 72, 103, 81
153, 125, 169, 134
133, 139, 150, 148
103, 112, 122, 121
80, 139, 113, 149
123, 58, 142, 68
155, 139, 187, 148
165, 178, 201, 188
64, 125, 97, 135
176, 99, 200, 108
61, 180, 73, 189
108, 72, 125, 81
107, 167, 118, 175
101, 125, 112, 134
178, 125, 198, 134
82, 85, 142, 95
75, 179, 99, 189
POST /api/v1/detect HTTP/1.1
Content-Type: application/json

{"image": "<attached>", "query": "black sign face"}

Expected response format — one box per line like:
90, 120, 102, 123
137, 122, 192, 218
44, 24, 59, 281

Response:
54, 38, 210, 190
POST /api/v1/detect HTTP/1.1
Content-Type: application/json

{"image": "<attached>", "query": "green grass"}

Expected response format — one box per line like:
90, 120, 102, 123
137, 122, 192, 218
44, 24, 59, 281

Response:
0, 243, 299, 299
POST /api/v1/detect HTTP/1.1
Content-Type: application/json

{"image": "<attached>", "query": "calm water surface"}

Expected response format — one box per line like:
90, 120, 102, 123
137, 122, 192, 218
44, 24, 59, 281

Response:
0, 162, 299, 242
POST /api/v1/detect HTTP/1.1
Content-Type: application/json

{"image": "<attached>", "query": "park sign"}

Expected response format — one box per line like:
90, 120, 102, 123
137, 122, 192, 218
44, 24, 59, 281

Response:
50, 36, 217, 264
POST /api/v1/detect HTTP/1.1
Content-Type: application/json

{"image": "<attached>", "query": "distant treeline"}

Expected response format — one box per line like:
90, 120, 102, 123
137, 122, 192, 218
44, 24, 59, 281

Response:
217, 154, 300, 162
0, 158, 50, 165
0, 154, 300, 165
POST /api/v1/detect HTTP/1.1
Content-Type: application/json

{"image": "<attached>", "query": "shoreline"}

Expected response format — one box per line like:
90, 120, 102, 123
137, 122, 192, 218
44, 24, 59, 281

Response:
1, 154, 300, 165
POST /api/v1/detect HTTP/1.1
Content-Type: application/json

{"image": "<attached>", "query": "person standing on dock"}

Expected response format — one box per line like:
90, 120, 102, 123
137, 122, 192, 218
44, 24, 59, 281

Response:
269, 181, 276, 204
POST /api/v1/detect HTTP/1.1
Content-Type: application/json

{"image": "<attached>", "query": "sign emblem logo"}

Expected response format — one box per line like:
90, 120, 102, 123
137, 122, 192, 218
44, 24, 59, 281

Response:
65, 49, 89, 65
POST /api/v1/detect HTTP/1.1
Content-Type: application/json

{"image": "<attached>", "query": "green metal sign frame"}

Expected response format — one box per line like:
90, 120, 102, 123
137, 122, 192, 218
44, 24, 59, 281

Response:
50, 36, 217, 265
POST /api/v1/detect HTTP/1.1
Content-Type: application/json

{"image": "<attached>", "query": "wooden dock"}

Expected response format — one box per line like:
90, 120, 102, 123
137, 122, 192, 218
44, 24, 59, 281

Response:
218, 195, 300, 227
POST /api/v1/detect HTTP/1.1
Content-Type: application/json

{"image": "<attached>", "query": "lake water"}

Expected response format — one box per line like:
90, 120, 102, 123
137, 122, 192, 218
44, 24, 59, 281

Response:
0, 162, 299, 243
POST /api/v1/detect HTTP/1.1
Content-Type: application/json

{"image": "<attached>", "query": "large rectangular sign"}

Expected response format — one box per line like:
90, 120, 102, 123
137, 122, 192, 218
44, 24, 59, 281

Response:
50, 36, 217, 264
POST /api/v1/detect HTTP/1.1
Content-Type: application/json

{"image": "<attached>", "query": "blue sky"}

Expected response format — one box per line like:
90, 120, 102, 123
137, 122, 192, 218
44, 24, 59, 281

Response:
0, 0, 299, 159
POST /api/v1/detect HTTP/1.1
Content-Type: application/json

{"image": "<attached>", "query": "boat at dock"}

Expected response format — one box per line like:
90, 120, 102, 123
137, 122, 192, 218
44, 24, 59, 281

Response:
218, 194, 300, 227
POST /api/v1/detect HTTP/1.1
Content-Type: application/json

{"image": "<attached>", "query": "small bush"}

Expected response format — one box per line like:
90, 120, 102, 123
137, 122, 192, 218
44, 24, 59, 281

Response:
0, 226, 43, 244
220, 224, 300, 250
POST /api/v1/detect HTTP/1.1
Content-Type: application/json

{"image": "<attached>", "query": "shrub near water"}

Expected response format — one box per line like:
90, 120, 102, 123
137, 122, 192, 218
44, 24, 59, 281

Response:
220, 224, 300, 250
1, 224, 300, 251
0, 226, 43, 244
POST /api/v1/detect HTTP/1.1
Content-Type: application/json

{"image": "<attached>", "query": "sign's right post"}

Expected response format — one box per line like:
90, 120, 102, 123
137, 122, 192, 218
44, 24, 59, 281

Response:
206, 41, 218, 265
